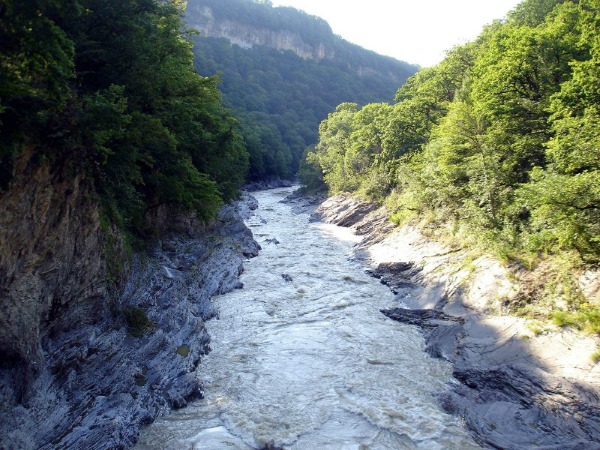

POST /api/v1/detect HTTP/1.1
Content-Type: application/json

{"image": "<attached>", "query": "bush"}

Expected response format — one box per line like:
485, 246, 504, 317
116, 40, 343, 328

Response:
122, 306, 153, 338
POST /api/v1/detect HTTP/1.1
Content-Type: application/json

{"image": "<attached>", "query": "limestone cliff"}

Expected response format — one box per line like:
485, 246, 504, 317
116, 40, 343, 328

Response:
185, 0, 415, 82
186, 4, 332, 61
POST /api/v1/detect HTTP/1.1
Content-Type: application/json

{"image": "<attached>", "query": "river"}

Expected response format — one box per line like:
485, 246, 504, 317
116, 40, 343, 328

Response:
135, 187, 479, 449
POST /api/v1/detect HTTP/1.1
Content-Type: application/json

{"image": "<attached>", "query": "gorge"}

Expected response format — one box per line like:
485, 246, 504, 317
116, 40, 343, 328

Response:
133, 187, 600, 449
134, 187, 479, 449
1, 0, 599, 448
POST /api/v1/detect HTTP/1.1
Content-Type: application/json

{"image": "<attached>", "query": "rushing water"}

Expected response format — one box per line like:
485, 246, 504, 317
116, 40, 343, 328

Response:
135, 187, 479, 450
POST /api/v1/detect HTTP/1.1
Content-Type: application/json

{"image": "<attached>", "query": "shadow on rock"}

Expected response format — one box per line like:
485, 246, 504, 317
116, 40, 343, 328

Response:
307, 193, 600, 450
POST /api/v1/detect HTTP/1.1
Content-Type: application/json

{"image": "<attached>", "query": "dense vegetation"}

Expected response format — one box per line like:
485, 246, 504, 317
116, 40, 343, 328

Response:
303, 0, 600, 328
186, 0, 417, 180
0, 0, 248, 233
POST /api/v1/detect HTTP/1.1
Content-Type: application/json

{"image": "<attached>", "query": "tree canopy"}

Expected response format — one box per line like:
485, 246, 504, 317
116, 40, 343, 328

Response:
185, 0, 418, 181
0, 0, 249, 233
304, 0, 600, 262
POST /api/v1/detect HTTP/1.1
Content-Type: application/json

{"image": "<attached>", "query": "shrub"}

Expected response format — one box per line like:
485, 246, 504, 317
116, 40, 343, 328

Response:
122, 306, 153, 338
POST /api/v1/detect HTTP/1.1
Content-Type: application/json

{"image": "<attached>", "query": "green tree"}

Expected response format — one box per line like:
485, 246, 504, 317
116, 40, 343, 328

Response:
1, 0, 251, 232
519, 0, 600, 258
0, 0, 80, 188
314, 103, 359, 192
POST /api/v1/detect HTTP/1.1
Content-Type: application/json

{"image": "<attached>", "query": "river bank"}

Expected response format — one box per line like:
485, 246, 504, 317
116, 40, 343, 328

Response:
136, 187, 480, 449
302, 193, 600, 449
0, 200, 260, 449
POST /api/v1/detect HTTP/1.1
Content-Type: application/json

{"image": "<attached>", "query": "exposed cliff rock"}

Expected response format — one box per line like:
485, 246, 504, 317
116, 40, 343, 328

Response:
185, 0, 416, 83
0, 149, 110, 392
311, 194, 396, 245
186, 4, 331, 61
0, 152, 260, 449
312, 194, 600, 449
244, 177, 293, 192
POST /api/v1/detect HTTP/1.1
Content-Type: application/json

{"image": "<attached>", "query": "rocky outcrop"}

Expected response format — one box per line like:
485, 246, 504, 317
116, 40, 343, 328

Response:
313, 194, 600, 449
244, 177, 293, 192
310, 194, 395, 245
0, 149, 110, 398
183, 1, 417, 84
310, 195, 378, 227
0, 152, 260, 449
186, 4, 332, 61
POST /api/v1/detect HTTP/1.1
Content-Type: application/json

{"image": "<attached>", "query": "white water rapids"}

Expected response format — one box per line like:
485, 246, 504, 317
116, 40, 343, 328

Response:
135, 187, 479, 449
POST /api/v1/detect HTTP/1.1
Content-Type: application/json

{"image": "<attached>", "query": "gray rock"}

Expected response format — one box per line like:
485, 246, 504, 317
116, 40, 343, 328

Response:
310, 195, 379, 227
161, 266, 176, 279
0, 168, 261, 450
310, 192, 600, 450
244, 178, 293, 192
236, 193, 259, 219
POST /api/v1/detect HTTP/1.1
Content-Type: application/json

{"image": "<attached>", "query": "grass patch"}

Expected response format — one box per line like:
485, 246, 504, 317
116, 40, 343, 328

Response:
552, 305, 600, 335
591, 349, 600, 364
526, 320, 550, 336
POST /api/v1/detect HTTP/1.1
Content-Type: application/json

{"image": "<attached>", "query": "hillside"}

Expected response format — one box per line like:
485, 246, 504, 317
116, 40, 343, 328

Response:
0, 1, 254, 447
303, 0, 600, 341
184, 0, 418, 180
1, 0, 599, 447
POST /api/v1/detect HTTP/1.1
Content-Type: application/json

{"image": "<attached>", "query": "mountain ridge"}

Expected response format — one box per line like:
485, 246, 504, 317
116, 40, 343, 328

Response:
184, 0, 418, 180
185, 0, 416, 79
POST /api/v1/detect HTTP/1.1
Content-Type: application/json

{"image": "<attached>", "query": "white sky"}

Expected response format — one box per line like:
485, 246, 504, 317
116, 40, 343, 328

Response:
271, 0, 523, 67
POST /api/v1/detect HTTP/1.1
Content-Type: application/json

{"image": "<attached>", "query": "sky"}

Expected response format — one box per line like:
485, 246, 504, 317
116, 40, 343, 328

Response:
270, 0, 523, 67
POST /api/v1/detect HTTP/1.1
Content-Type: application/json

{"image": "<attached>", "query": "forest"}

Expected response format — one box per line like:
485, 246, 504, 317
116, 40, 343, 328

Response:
0, 0, 248, 235
186, 0, 417, 181
301, 0, 600, 331
0, 0, 415, 236
2, 0, 597, 329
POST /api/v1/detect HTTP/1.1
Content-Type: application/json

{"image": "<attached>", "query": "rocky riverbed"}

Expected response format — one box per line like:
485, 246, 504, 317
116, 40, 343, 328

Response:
3, 186, 598, 449
303, 193, 600, 449
0, 199, 260, 449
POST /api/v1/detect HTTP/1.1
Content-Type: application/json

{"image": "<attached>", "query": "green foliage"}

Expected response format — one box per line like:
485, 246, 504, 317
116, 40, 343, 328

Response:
298, 146, 325, 192
306, 0, 600, 326
122, 306, 153, 338
552, 306, 600, 335
508, 0, 567, 25
188, 0, 417, 180
308, 0, 600, 264
312, 103, 360, 193
0, 0, 79, 189
0, 0, 250, 234
519, 168, 600, 257
176, 345, 190, 357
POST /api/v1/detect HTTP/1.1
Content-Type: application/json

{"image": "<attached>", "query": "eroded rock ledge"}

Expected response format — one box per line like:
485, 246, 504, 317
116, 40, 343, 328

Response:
0, 165, 260, 450
310, 193, 600, 450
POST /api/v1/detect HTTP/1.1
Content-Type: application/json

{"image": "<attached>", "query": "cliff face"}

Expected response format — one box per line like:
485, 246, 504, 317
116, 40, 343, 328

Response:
0, 152, 261, 448
185, 1, 416, 83
0, 150, 110, 384
186, 4, 332, 61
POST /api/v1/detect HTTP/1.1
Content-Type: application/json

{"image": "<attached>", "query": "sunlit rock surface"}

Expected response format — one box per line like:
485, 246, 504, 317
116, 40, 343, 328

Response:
318, 194, 600, 449
136, 187, 478, 449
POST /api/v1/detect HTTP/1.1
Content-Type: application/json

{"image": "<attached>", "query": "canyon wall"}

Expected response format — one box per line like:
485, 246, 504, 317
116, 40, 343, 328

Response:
0, 152, 260, 449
